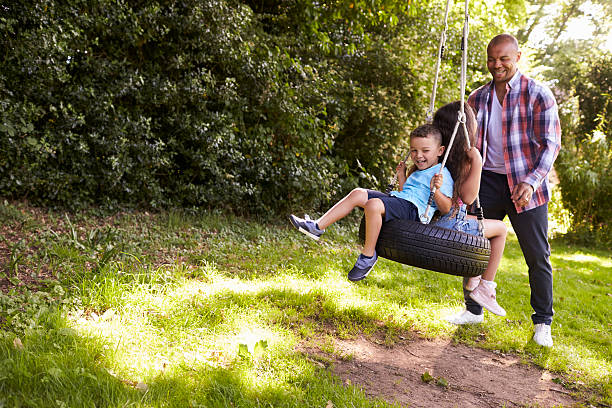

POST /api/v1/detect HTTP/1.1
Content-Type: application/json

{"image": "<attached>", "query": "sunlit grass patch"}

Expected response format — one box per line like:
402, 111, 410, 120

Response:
1, 204, 610, 406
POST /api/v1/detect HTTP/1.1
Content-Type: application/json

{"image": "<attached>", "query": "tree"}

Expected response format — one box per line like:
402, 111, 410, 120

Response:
515, 0, 612, 245
0, 0, 527, 214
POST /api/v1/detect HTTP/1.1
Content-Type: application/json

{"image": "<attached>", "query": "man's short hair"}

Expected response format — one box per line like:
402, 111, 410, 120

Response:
488, 33, 519, 51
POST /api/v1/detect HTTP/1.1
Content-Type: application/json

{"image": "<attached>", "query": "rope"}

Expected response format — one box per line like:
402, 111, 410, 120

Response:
419, 110, 464, 223
420, 0, 485, 236
425, 0, 452, 124
386, 0, 451, 193
386, 0, 486, 235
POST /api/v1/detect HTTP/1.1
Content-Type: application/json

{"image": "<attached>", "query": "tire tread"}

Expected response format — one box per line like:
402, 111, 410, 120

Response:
359, 217, 491, 277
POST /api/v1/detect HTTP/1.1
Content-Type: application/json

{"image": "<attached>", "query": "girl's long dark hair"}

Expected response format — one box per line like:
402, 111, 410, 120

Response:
432, 101, 477, 204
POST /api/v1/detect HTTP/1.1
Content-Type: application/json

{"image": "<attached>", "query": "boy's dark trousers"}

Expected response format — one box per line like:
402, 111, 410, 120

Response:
464, 170, 554, 325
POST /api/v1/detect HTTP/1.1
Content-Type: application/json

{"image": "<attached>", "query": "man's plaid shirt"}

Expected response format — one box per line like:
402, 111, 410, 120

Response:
468, 71, 561, 213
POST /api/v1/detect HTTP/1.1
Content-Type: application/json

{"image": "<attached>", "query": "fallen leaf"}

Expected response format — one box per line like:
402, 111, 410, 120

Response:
325, 401, 334, 408
135, 382, 148, 392
253, 339, 268, 359
13, 337, 24, 350
421, 371, 434, 383
436, 377, 449, 388
238, 343, 250, 359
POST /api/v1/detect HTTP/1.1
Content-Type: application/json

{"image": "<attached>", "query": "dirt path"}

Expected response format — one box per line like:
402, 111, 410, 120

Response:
302, 335, 583, 408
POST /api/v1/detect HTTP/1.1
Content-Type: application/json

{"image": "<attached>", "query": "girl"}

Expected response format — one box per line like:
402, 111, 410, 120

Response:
431, 101, 508, 319
289, 124, 453, 282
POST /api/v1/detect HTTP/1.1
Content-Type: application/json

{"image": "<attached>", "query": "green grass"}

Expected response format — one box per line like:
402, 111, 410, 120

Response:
0, 200, 610, 407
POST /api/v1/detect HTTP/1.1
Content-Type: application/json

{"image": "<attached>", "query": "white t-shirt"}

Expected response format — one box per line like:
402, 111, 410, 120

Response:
483, 88, 507, 174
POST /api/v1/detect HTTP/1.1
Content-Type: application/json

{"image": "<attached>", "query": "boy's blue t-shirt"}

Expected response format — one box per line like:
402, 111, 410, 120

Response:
389, 163, 454, 222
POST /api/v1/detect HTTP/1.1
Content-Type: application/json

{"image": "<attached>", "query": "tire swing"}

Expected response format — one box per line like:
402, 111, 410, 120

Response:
359, 0, 490, 278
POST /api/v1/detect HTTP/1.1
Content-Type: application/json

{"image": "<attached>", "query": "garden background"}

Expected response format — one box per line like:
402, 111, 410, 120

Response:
0, 0, 611, 407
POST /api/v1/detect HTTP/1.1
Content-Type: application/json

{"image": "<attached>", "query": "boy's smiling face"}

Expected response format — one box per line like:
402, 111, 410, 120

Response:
409, 135, 445, 170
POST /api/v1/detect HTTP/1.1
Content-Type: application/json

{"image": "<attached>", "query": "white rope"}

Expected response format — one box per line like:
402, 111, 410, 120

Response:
419, 110, 464, 223
387, 0, 452, 193
420, 0, 485, 236
425, 0, 452, 124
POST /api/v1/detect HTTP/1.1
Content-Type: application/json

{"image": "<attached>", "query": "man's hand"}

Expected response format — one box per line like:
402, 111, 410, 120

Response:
511, 182, 534, 207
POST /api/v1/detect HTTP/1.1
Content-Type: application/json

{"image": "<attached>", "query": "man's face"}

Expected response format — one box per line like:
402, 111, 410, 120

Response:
487, 40, 521, 85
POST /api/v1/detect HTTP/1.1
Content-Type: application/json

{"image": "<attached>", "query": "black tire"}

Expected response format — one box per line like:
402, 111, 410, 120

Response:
358, 217, 490, 277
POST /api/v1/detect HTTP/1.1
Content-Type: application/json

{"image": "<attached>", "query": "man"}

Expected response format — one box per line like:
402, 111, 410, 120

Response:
446, 34, 561, 347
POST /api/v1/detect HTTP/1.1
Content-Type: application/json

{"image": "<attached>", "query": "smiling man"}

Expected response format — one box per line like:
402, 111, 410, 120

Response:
446, 34, 561, 348
487, 35, 522, 95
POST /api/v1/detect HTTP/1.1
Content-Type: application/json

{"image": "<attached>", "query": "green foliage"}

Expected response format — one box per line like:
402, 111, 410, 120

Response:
549, 53, 612, 247
0, 0, 428, 214
512, 2, 612, 244
556, 128, 612, 247
575, 55, 612, 137
0, 0, 515, 214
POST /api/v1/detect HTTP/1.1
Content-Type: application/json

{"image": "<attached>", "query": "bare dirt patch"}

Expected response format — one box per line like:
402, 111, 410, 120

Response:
301, 335, 585, 408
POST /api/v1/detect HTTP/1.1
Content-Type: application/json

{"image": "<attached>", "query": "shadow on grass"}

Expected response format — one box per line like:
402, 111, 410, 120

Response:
0, 310, 395, 408
0, 318, 139, 406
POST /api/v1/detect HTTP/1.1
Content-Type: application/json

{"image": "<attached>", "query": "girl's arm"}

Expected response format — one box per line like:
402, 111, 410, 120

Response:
460, 147, 483, 205
396, 161, 407, 191
431, 174, 452, 215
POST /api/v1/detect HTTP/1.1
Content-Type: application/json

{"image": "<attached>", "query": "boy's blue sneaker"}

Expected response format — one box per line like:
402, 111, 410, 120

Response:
289, 214, 325, 241
348, 251, 378, 281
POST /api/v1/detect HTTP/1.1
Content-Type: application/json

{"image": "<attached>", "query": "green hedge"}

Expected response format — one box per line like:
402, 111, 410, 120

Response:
0, 0, 437, 213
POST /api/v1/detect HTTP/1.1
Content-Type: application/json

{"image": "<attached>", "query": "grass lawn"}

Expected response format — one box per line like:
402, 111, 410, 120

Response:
0, 201, 610, 407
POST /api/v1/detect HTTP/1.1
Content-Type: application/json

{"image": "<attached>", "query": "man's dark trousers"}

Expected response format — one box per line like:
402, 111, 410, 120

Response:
464, 170, 554, 325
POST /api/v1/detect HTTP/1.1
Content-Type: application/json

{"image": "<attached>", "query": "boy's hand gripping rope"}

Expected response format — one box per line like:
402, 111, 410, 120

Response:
419, 110, 465, 223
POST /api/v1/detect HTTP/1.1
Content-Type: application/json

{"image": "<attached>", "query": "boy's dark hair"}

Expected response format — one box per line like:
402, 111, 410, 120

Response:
410, 123, 443, 145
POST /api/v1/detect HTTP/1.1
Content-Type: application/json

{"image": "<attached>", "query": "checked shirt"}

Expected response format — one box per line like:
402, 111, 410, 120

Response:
468, 71, 561, 213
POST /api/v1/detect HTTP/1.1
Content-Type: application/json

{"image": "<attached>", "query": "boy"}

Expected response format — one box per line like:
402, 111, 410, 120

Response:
290, 124, 453, 281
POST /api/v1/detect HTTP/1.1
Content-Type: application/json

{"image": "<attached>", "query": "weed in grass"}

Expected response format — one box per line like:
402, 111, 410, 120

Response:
4, 239, 25, 279
1, 206, 610, 407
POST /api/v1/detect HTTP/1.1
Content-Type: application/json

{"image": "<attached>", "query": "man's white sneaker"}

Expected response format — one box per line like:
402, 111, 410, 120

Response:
445, 309, 484, 325
533, 323, 553, 347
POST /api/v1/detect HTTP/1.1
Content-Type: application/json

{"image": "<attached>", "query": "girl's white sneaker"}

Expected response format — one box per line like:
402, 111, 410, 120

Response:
445, 309, 484, 325
469, 282, 506, 316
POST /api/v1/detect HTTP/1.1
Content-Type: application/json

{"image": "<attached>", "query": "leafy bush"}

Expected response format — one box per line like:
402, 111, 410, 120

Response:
0, 0, 504, 214
556, 130, 611, 247
552, 53, 612, 247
